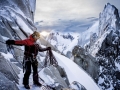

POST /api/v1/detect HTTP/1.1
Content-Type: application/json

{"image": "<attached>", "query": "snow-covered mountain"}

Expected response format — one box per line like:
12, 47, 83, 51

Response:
66, 2, 120, 90
98, 3, 120, 37
0, 0, 101, 90
85, 3, 120, 57
1, 0, 120, 90
78, 3, 120, 50
82, 3, 120, 90
47, 31, 80, 55
43, 3, 120, 90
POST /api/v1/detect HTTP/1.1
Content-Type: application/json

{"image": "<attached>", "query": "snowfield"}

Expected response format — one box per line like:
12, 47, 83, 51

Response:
53, 51, 100, 90
17, 51, 100, 90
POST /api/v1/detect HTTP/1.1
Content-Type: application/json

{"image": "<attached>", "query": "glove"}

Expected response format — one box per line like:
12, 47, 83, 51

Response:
47, 47, 51, 50
6, 40, 15, 45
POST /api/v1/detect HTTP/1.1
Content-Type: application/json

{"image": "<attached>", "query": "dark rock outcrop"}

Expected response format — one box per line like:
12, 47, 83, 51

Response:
72, 45, 99, 82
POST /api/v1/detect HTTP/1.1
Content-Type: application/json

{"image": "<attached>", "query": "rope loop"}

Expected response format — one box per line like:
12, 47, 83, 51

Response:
44, 50, 58, 67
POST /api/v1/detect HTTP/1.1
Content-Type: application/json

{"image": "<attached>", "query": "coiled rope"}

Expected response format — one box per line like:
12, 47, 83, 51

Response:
44, 50, 58, 67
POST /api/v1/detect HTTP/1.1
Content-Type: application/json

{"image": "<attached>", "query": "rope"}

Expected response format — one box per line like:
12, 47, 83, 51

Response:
44, 50, 58, 67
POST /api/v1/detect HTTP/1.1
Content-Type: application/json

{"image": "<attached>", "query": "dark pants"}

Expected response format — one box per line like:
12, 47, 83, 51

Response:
23, 60, 39, 85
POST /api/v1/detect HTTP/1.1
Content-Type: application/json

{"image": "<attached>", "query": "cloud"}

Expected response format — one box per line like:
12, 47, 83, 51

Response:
35, 0, 99, 22
35, 0, 120, 21
34, 0, 120, 32
35, 17, 98, 33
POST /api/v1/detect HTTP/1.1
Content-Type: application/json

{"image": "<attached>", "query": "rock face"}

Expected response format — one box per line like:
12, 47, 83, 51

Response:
66, 51, 73, 59
72, 46, 99, 82
0, 35, 7, 53
96, 29, 120, 89
37, 52, 70, 89
95, 3, 120, 90
85, 3, 120, 57
56, 65, 70, 86
98, 3, 120, 37
0, 0, 36, 88
0, 0, 36, 41
89, 33, 98, 46
0, 0, 36, 21
43, 66, 69, 90
0, 0, 71, 89
0, 72, 19, 90
85, 3, 120, 90
0, 53, 20, 90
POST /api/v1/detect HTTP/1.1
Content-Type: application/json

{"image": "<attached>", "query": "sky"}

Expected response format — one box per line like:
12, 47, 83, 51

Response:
34, 0, 120, 33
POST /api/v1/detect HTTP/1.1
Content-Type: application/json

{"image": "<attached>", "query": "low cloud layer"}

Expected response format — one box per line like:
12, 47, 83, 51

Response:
35, 18, 98, 33
35, 0, 120, 32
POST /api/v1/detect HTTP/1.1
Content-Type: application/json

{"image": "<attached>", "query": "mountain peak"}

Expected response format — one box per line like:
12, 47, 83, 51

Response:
104, 3, 119, 17
98, 3, 120, 37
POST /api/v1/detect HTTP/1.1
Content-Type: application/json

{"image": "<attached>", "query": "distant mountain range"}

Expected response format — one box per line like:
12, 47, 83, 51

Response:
46, 31, 80, 55
44, 3, 120, 90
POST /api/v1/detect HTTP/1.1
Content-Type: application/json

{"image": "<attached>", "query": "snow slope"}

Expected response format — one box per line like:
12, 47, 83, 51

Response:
53, 51, 100, 90
17, 51, 100, 90
78, 21, 99, 47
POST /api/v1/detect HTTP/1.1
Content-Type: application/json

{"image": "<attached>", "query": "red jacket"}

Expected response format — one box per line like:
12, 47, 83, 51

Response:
15, 35, 48, 57
15, 35, 35, 46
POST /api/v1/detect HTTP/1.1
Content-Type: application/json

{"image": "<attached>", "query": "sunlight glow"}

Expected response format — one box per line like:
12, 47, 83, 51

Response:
40, 31, 49, 36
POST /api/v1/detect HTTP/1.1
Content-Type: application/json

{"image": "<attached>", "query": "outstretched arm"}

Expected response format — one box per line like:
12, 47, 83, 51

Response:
15, 39, 30, 46
6, 39, 29, 46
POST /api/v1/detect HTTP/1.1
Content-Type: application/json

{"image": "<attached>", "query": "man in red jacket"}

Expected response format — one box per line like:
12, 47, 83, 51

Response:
6, 31, 51, 89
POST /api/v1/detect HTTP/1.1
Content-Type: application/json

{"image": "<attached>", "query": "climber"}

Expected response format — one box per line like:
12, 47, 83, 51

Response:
6, 31, 51, 89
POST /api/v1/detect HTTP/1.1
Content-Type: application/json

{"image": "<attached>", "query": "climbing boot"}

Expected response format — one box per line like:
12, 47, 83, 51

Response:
24, 85, 30, 89
34, 81, 42, 87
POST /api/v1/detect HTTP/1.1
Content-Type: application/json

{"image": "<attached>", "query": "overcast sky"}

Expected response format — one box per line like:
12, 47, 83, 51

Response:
34, 0, 120, 32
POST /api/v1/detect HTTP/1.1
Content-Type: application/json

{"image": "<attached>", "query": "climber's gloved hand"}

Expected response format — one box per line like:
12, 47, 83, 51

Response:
6, 40, 15, 45
47, 47, 51, 51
